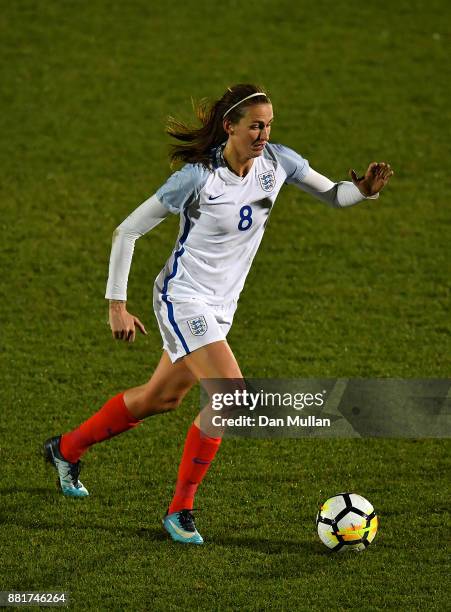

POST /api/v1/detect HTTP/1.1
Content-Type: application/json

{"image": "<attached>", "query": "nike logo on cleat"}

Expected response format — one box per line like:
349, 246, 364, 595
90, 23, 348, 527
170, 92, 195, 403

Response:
168, 519, 195, 539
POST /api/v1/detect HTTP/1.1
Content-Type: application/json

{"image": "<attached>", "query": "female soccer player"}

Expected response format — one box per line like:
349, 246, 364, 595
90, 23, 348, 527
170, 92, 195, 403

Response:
44, 84, 393, 544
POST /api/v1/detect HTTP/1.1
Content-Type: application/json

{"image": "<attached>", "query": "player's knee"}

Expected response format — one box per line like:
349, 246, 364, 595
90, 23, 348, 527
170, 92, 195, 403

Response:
137, 392, 183, 417
158, 394, 183, 412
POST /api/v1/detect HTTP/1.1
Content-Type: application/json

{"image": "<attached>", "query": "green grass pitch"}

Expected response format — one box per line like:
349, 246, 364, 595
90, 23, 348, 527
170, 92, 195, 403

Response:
1, 0, 450, 610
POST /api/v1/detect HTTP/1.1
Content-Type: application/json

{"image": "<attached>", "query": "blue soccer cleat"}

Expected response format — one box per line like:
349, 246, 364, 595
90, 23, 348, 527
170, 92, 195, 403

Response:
44, 435, 89, 498
162, 509, 204, 545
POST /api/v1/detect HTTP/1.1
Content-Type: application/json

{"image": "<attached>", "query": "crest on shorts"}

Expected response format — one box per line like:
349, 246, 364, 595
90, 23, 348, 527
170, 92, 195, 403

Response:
187, 315, 208, 336
258, 170, 275, 192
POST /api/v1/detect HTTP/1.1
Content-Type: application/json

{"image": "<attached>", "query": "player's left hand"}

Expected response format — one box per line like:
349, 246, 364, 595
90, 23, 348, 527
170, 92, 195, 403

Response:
349, 162, 394, 197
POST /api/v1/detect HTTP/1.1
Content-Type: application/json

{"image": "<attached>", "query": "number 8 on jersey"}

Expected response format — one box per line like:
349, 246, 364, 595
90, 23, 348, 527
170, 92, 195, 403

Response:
238, 205, 253, 231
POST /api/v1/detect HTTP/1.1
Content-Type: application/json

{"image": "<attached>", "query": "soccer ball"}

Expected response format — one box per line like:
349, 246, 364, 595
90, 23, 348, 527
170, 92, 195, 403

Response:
316, 493, 378, 552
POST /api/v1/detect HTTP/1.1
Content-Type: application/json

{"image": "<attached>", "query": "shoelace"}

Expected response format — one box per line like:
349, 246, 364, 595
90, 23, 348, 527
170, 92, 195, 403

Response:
177, 509, 200, 532
67, 461, 82, 487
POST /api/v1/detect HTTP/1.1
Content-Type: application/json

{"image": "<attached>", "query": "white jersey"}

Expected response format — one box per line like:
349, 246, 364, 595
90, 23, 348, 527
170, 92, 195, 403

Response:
105, 143, 374, 304
155, 143, 309, 305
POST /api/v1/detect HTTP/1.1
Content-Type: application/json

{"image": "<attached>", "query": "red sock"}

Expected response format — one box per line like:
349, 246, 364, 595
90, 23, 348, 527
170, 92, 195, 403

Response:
168, 422, 222, 514
60, 392, 141, 463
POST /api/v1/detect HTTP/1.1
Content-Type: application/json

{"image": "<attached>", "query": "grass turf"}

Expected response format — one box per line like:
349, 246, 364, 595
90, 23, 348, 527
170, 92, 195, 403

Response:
1, 0, 450, 610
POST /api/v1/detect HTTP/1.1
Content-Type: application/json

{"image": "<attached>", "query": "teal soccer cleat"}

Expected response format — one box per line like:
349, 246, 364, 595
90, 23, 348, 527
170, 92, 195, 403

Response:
44, 435, 89, 498
162, 509, 204, 545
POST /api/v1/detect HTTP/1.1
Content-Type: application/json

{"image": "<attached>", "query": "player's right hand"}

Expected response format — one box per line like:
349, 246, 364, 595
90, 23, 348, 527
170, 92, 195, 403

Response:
108, 302, 147, 343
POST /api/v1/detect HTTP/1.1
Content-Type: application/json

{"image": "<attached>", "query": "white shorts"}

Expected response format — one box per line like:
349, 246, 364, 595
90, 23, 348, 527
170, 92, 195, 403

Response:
153, 287, 237, 363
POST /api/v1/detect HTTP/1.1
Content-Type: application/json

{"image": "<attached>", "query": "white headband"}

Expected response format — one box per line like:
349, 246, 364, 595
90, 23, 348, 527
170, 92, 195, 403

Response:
223, 92, 267, 118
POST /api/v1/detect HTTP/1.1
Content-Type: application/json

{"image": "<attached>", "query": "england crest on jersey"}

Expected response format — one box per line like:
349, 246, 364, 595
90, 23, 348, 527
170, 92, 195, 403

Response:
187, 315, 208, 336
258, 170, 275, 192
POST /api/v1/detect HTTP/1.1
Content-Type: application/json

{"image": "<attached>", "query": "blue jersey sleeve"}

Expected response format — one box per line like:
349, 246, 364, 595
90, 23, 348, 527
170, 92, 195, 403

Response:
156, 163, 210, 214
268, 143, 310, 185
